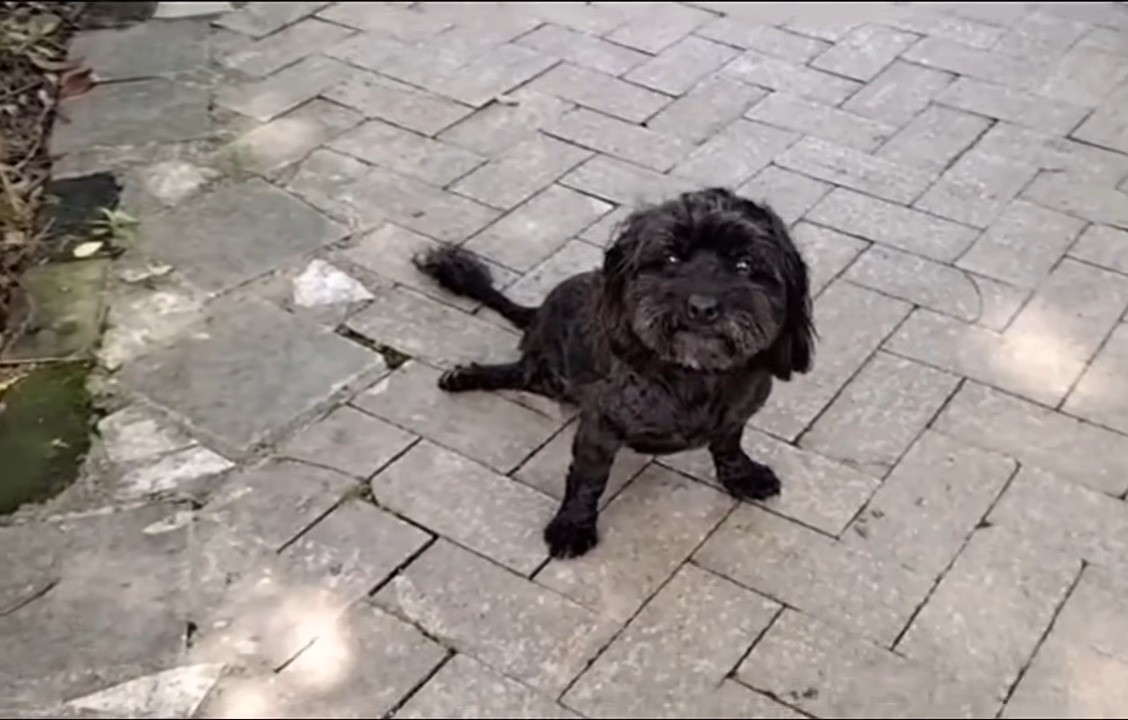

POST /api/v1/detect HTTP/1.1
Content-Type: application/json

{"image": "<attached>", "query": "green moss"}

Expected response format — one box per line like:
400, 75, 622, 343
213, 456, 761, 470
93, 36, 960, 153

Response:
0, 363, 95, 515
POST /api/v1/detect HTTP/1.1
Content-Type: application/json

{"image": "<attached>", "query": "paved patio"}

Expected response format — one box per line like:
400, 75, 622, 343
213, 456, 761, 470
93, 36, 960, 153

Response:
4, 1, 1128, 717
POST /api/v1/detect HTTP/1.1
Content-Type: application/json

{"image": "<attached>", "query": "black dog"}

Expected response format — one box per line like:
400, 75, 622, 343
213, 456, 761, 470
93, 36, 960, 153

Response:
414, 187, 815, 559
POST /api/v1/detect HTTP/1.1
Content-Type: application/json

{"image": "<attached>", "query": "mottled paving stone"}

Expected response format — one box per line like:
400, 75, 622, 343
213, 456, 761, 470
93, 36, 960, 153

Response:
1070, 223, 1128, 275
322, 30, 459, 89
604, 2, 714, 53
124, 295, 381, 456
842, 60, 954, 126
516, 23, 648, 75
67, 18, 209, 81
747, 92, 895, 152
1077, 25, 1128, 56
326, 120, 484, 186
514, 421, 647, 505
398, 655, 578, 720
897, 525, 1079, 702
527, 64, 670, 124
957, 200, 1086, 288
938, 383, 1128, 497
466, 185, 611, 272
696, 506, 934, 645
437, 90, 573, 157
522, 0, 634, 35
790, 222, 868, 296
506, 240, 603, 306
427, 43, 557, 108
976, 123, 1128, 185
875, 104, 991, 176
324, 71, 473, 136
902, 35, 1049, 87
624, 36, 739, 96
221, 17, 352, 77
346, 286, 517, 369
738, 165, 832, 226
810, 24, 919, 81
544, 108, 693, 172
697, 18, 830, 63
278, 406, 415, 479
662, 426, 881, 536
564, 565, 780, 718
283, 148, 376, 228
1064, 323, 1128, 434
450, 134, 592, 210
1022, 172, 1128, 228
217, 0, 328, 37
216, 55, 353, 122
560, 154, 695, 206
753, 280, 912, 441
373, 441, 555, 574
221, 98, 360, 176
1071, 82, 1128, 154
52, 79, 209, 154
882, 4, 1003, 48
1038, 45, 1128, 107
374, 540, 614, 695
671, 119, 797, 188
724, 51, 862, 105
646, 76, 768, 144
936, 78, 1090, 135
580, 204, 632, 247
991, 9, 1091, 59
315, 2, 444, 39
807, 188, 978, 262
799, 351, 960, 477
846, 431, 1015, 577
141, 178, 346, 294
775, 137, 934, 205
538, 465, 733, 620
739, 610, 997, 719
353, 362, 561, 475
915, 152, 1040, 228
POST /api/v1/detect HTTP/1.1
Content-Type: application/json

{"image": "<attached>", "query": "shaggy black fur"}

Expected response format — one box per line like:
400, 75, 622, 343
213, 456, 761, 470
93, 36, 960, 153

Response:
413, 187, 815, 559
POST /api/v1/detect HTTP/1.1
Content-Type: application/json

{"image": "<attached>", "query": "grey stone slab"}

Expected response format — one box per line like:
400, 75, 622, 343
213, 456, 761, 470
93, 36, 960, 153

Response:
790, 222, 868, 296
938, 382, 1128, 497
775, 137, 934, 205
882, 4, 1003, 48
373, 441, 556, 574
1070, 223, 1128, 275
324, 71, 474, 136
315, 1, 444, 37
672, 119, 797, 188
843, 60, 955, 126
746, 93, 896, 152
322, 31, 466, 90
1077, 25, 1128, 56
580, 204, 631, 248
51, 79, 209, 154
662, 426, 881, 536
450, 135, 592, 210
915, 151, 1039, 228
529, 63, 671, 124
346, 286, 518, 369
398, 655, 578, 720
902, 35, 1049, 87
466, 185, 612, 272
876, 104, 991, 176
217, 0, 329, 37
937, 78, 1090, 135
697, 18, 830, 63
991, 9, 1091, 59
352, 362, 562, 475
513, 420, 648, 504
696, 505, 934, 645
516, 23, 648, 75
957, 200, 1085, 288
738, 165, 832, 226
437, 90, 574, 158
624, 36, 739, 96
221, 17, 352, 77
800, 351, 960, 477
327, 120, 485, 187
68, 18, 209, 81
221, 98, 361, 176
142, 178, 346, 294
283, 149, 381, 229
505, 240, 603, 307
278, 406, 416, 479
845, 430, 1016, 577
427, 43, 557, 108
810, 24, 919, 81
559, 155, 696, 206
752, 280, 912, 441
537, 465, 733, 620
1045, 569, 1128, 665
1002, 625, 1128, 718
1071, 82, 1128, 155
976, 123, 1128, 185
1022, 172, 1128, 229
604, 2, 714, 53
374, 540, 615, 695
564, 565, 780, 718
216, 55, 354, 122
646, 75, 768, 144
723, 51, 862, 105
897, 525, 1079, 702
124, 295, 382, 455
544, 108, 693, 173
739, 610, 997, 719
1038, 45, 1128, 107
522, 0, 635, 35
1064, 322, 1128, 434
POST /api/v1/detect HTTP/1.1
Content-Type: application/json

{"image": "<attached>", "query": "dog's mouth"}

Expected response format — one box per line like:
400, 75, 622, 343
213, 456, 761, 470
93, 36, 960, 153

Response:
634, 314, 773, 371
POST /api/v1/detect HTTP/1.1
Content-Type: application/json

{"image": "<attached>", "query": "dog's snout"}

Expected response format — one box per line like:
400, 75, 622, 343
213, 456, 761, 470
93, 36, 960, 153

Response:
687, 294, 720, 323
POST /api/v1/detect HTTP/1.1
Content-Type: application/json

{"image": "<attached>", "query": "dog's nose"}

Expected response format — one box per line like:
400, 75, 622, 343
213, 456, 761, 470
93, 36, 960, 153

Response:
687, 294, 720, 323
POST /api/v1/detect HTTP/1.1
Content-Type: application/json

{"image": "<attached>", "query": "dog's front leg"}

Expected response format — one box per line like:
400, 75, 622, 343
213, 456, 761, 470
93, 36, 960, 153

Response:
544, 415, 620, 559
709, 424, 782, 502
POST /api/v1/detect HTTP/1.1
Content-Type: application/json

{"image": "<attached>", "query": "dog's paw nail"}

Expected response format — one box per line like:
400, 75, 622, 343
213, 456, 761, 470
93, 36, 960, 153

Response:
723, 464, 781, 501
438, 367, 470, 391
544, 516, 598, 559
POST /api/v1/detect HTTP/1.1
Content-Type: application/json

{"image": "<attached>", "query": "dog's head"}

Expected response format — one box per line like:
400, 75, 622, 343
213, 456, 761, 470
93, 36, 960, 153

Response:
601, 187, 814, 378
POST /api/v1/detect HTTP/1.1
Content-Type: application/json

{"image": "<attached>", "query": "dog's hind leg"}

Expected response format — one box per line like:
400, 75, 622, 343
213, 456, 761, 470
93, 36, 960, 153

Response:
438, 360, 533, 393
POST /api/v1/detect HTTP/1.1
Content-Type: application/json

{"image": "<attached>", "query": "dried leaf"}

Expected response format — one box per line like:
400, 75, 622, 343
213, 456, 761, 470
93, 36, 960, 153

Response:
30, 55, 75, 72
72, 241, 103, 258
59, 67, 95, 99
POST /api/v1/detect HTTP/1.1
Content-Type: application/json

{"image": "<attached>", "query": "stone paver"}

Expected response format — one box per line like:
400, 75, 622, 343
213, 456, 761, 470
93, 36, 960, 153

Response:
12, 3, 1128, 717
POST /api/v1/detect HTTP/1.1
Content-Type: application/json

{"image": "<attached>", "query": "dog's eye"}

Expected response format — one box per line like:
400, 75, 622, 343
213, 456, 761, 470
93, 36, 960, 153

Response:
734, 259, 752, 274
665, 252, 681, 266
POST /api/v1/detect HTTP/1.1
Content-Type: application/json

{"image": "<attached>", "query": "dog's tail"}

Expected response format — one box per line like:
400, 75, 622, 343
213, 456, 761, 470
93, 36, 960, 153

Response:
413, 245, 537, 330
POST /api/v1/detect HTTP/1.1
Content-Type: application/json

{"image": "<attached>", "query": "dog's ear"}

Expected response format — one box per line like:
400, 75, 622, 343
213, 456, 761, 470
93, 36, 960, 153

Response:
756, 202, 815, 381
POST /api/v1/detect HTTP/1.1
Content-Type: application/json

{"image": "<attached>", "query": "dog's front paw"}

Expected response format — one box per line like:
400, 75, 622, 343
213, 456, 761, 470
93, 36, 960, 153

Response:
438, 365, 478, 392
720, 458, 782, 502
544, 513, 598, 559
